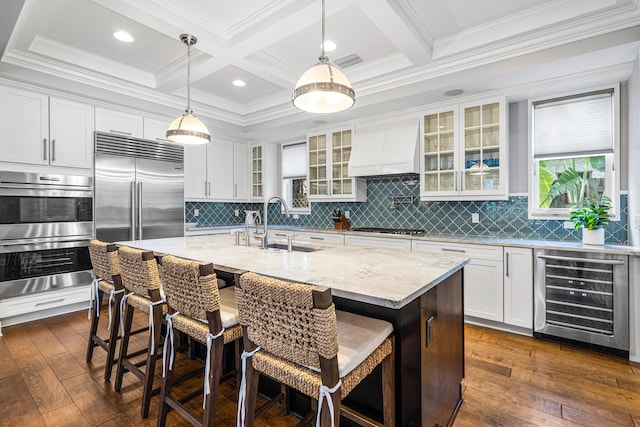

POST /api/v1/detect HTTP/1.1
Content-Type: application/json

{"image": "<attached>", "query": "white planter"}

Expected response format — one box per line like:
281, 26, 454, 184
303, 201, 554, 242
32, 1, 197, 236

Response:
582, 228, 605, 246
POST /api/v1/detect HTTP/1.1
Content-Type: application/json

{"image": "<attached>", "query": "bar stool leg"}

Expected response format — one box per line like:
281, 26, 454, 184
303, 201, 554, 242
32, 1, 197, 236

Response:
141, 304, 164, 418
115, 303, 135, 392
157, 326, 177, 427
202, 335, 225, 427
103, 291, 123, 381
86, 289, 105, 362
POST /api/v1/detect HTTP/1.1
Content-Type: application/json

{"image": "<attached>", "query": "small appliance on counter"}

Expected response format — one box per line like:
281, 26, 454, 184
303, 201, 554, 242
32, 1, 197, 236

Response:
331, 208, 350, 230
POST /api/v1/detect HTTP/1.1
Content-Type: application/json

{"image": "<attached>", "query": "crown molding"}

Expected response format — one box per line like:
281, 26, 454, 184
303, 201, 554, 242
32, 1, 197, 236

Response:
29, 35, 156, 88
387, 0, 435, 48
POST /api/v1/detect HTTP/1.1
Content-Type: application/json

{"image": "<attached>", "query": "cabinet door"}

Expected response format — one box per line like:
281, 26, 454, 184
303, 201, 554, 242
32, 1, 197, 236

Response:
95, 107, 143, 138
308, 133, 328, 197
330, 129, 352, 196
504, 247, 533, 328
49, 97, 94, 168
143, 117, 171, 142
459, 100, 506, 197
208, 139, 235, 200
0, 87, 48, 165
421, 109, 458, 197
251, 144, 264, 199
184, 144, 208, 199
464, 259, 504, 322
234, 143, 249, 201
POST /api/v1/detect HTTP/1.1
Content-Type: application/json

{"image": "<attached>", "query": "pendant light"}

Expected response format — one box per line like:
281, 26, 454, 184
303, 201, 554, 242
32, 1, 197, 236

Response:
166, 34, 210, 145
291, 0, 355, 114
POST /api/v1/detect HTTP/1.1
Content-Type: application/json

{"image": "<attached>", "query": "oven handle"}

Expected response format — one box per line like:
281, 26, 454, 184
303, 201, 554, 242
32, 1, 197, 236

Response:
0, 239, 90, 253
536, 254, 625, 265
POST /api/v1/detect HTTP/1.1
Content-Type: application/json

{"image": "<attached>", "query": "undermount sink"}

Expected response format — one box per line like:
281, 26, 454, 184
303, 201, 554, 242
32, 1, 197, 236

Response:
266, 243, 319, 253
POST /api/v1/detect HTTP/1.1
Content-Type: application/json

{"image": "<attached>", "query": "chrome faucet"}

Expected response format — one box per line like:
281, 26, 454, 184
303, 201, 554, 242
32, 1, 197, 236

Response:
261, 195, 290, 249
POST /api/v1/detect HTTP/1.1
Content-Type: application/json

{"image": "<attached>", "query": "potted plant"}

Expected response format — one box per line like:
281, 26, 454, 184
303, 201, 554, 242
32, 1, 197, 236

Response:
568, 194, 612, 245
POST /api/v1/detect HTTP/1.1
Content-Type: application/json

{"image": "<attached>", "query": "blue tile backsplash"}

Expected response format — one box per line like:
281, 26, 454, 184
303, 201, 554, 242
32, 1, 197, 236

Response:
186, 175, 628, 245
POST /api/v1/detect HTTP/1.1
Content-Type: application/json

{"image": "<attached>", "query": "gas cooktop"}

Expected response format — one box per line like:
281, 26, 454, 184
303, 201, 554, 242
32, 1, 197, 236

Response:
351, 227, 425, 236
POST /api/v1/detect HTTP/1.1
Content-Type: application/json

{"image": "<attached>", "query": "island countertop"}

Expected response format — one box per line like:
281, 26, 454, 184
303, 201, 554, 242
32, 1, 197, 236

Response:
117, 234, 468, 309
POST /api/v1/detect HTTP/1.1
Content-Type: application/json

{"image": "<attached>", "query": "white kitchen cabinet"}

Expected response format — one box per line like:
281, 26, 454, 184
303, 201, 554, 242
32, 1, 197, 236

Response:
503, 246, 533, 328
345, 234, 411, 250
307, 128, 366, 202
0, 285, 90, 334
268, 229, 345, 247
0, 87, 93, 169
143, 117, 172, 142
420, 97, 507, 201
184, 140, 248, 201
95, 107, 143, 138
411, 240, 504, 322
250, 143, 279, 201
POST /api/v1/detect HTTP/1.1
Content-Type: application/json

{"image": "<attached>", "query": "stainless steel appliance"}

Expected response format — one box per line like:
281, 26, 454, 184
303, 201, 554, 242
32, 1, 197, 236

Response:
0, 172, 93, 299
350, 227, 425, 236
94, 132, 184, 242
534, 248, 629, 356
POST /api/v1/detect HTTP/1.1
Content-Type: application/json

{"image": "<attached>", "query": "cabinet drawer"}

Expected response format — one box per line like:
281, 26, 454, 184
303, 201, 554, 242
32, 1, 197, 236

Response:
0, 286, 90, 318
294, 232, 344, 246
345, 235, 411, 250
411, 240, 503, 261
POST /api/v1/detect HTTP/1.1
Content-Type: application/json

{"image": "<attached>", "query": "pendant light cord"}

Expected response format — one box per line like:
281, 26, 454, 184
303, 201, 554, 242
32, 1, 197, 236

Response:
319, 0, 327, 63
186, 35, 192, 114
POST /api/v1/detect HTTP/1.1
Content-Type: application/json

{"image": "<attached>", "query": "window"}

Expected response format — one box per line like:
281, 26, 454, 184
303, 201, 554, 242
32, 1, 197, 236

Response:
281, 142, 310, 213
529, 86, 619, 219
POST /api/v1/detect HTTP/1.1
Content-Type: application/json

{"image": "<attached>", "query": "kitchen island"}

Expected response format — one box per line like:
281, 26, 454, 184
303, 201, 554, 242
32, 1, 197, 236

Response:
118, 234, 469, 426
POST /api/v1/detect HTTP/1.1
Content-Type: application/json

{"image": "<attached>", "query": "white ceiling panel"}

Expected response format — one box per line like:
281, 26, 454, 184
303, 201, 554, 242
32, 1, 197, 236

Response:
0, 0, 638, 141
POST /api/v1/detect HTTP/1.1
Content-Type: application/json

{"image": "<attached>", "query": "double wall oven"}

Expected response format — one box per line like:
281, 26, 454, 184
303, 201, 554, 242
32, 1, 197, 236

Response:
0, 172, 93, 300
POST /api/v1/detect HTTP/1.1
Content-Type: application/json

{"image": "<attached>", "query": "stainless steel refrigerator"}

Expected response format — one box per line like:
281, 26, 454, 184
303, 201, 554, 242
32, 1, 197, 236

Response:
94, 132, 184, 242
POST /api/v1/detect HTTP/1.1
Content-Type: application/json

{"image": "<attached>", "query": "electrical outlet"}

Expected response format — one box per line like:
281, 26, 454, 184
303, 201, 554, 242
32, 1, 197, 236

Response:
344, 210, 350, 219
471, 213, 479, 223
563, 221, 574, 229
634, 214, 640, 230
293, 214, 299, 219
234, 209, 239, 217
194, 209, 199, 217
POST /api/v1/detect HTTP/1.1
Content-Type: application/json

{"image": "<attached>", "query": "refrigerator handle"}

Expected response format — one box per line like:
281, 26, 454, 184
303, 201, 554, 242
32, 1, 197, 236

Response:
131, 181, 136, 240
138, 182, 143, 240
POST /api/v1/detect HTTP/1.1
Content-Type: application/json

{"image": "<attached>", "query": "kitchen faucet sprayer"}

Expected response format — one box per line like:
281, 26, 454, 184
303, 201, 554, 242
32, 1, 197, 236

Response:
261, 195, 290, 249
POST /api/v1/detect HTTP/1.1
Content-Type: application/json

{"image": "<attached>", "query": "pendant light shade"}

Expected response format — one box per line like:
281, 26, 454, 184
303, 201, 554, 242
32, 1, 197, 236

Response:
166, 34, 210, 145
292, 0, 355, 114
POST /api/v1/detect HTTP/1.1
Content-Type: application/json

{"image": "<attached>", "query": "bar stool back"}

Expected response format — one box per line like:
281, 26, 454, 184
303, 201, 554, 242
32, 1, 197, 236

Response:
235, 272, 395, 427
114, 245, 166, 418
157, 255, 243, 427
86, 240, 123, 380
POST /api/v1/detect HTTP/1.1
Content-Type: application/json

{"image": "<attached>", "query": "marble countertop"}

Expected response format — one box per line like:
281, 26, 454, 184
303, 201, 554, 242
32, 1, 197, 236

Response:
185, 224, 639, 255
117, 234, 469, 309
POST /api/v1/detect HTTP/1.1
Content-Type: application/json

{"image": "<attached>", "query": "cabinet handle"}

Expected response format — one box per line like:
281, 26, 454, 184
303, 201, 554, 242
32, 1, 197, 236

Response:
155, 137, 168, 142
310, 236, 324, 240
441, 247, 466, 253
43, 138, 47, 160
234, 183, 237, 197
51, 139, 55, 162
204, 181, 208, 197
274, 233, 288, 237
425, 316, 434, 348
506, 252, 510, 277
35, 298, 65, 307
454, 171, 458, 192
109, 129, 132, 136
207, 182, 211, 196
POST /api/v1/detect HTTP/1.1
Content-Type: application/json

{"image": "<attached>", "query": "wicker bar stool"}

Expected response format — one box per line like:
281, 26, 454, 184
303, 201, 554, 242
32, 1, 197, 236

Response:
114, 245, 167, 418
156, 255, 243, 427
235, 272, 396, 427
86, 240, 124, 381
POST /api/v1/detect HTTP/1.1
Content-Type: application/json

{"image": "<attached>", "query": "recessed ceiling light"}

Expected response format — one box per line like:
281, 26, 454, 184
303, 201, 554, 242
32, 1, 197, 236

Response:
445, 89, 464, 97
232, 80, 246, 87
321, 40, 336, 52
113, 31, 134, 43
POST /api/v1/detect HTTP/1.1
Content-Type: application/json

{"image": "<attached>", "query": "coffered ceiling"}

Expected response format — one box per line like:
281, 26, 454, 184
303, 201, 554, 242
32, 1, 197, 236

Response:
1, 0, 640, 142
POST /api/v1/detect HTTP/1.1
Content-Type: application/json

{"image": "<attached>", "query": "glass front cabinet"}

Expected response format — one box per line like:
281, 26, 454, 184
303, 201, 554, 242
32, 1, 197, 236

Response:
307, 128, 366, 202
250, 142, 278, 202
420, 98, 507, 201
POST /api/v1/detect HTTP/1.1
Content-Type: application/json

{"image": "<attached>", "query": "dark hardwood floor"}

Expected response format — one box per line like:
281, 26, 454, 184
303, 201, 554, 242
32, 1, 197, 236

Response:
1, 309, 639, 426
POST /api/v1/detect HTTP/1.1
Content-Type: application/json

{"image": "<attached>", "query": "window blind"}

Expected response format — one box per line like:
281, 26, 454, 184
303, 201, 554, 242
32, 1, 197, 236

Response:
532, 89, 614, 158
282, 142, 307, 178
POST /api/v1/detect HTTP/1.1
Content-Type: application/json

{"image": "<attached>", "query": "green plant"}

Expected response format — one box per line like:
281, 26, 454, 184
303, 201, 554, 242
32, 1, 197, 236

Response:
568, 194, 612, 231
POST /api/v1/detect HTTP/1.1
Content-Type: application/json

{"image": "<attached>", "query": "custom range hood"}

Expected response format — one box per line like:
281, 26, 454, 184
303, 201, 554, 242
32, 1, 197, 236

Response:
348, 118, 420, 176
